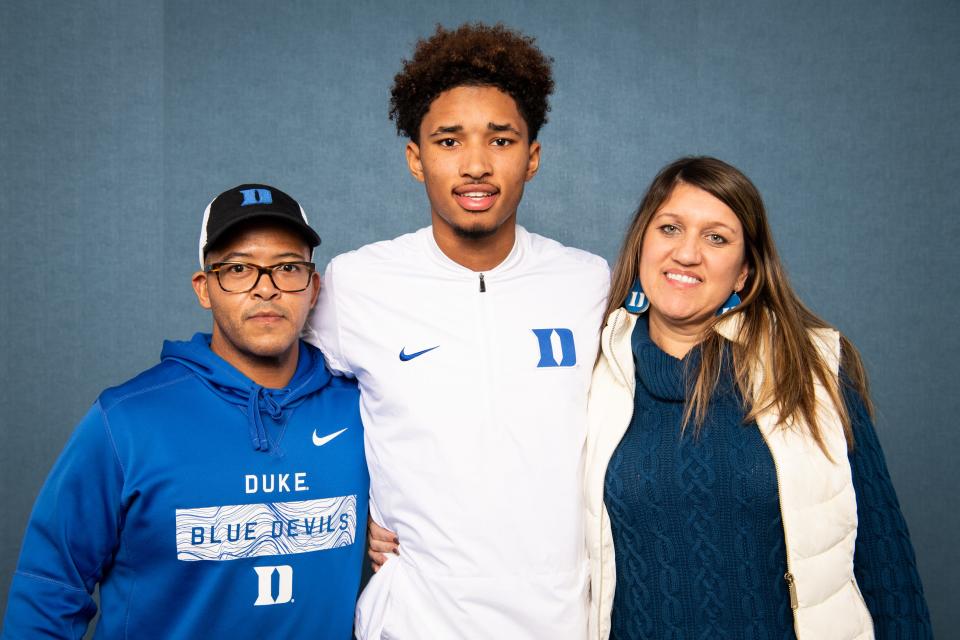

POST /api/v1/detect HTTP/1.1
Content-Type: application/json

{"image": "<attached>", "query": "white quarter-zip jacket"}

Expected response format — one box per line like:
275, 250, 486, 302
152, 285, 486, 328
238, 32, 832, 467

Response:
307, 225, 610, 639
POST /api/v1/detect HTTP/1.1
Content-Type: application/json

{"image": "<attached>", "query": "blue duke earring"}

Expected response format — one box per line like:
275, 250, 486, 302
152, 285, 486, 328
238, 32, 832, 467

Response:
717, 291, 741, 316
624, 279, 650, 313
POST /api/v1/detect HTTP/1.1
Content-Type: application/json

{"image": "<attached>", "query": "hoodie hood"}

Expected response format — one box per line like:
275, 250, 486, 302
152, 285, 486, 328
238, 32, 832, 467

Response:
160, 333, 332, 451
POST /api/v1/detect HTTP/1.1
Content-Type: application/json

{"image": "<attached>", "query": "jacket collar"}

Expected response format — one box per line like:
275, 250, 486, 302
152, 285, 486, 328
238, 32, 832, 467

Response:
424, 224, 528, 276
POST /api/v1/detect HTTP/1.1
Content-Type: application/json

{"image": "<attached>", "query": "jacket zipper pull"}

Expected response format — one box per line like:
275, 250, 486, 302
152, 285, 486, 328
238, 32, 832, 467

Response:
479, 273, 486, 292
784, 572, 798, 609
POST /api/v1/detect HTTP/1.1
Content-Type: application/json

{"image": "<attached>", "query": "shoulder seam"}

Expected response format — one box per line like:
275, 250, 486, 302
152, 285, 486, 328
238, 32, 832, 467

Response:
91, 399, 135, 592
327, 260, 353, 374
99, 372, 195, 412
96, 399, 127, 481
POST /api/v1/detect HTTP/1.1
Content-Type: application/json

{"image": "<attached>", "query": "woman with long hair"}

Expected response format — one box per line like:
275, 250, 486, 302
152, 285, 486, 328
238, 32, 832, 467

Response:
585, 156, 931, 639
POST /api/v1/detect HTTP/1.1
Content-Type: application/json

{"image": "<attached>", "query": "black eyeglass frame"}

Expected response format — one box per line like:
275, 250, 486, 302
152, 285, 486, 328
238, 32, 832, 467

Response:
203, 261, 317, 293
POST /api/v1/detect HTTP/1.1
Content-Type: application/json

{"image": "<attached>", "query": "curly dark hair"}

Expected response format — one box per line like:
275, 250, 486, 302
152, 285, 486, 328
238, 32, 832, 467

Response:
389, 23, 554, 143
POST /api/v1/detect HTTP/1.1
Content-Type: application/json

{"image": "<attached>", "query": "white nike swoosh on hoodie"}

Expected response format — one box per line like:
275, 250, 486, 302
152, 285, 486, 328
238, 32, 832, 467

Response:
312, 427, 348, 447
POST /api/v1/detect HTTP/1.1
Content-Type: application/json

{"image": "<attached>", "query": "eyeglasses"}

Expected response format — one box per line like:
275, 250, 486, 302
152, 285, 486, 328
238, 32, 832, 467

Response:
204, 261, 316, 293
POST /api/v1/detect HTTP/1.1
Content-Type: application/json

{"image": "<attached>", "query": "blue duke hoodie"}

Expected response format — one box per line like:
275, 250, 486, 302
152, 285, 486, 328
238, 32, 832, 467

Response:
2, 335, 368, 639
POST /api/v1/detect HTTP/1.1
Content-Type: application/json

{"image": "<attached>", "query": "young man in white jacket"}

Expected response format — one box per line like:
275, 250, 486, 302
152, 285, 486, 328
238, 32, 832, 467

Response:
306, 23, 609, 640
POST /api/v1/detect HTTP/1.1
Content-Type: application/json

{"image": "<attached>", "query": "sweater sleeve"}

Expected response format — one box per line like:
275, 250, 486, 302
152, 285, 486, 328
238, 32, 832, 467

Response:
845, 381, 933, 639
1, 401, 125, 639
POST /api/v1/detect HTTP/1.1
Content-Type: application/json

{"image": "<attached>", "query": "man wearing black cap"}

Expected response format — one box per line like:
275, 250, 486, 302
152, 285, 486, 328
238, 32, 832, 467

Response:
2, 185, 368, 639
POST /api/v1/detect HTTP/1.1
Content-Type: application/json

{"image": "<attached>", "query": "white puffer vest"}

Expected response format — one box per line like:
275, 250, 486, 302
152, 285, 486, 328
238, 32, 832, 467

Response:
584, 308, 874, 640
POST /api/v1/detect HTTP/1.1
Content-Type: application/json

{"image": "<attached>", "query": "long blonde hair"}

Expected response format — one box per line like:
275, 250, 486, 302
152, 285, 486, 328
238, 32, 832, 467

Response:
606, 157, 871, 452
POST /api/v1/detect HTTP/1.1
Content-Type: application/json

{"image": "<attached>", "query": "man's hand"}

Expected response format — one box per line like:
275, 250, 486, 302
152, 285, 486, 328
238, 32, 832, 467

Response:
367, 515, 399, 573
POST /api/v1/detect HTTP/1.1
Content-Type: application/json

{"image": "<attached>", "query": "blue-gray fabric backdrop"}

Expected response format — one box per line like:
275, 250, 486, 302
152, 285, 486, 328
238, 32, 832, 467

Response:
2, 0, 957, 634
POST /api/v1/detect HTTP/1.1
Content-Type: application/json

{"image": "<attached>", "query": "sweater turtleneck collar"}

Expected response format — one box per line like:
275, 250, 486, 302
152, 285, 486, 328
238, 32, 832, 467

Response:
631, 315, 700, 403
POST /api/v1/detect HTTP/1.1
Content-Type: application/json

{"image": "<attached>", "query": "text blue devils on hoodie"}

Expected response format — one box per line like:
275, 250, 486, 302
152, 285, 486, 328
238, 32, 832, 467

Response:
2, 335, 368, 639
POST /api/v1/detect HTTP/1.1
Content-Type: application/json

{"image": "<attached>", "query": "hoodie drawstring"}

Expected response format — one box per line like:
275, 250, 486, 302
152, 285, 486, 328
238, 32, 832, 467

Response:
247, 386, 286, 451
160, 333, 332, 453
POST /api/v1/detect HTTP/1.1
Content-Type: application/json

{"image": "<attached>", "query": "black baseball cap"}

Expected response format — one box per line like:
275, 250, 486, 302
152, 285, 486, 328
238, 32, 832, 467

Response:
198, 183, 321, 266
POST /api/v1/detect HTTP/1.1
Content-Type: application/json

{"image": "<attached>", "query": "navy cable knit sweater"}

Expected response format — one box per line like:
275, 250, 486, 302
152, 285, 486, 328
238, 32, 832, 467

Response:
604, 317, 931, 639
